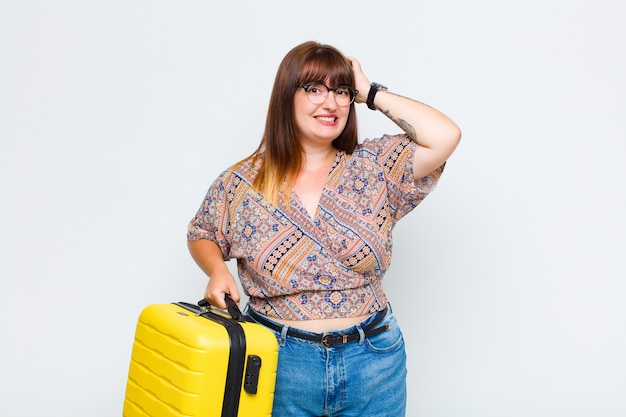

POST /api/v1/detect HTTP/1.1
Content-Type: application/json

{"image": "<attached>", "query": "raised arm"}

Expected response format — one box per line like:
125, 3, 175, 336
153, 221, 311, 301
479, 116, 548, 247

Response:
348, 57, 461, 179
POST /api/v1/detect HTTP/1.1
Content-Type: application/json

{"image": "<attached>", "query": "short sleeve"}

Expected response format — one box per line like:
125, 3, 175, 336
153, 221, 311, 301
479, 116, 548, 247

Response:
363, 134, 445, 221
187, 170, 233, 260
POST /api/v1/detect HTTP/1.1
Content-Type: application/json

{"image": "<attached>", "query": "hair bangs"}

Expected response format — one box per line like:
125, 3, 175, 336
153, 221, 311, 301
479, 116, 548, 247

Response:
297, 48, 354, 87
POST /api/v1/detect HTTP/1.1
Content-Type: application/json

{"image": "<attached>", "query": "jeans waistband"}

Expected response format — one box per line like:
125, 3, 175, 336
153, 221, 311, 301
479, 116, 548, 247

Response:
247, 306, 390, 348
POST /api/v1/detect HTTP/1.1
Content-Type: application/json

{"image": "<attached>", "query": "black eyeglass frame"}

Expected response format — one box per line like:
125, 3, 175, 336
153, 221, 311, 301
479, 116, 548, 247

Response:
297, 82, 359, 106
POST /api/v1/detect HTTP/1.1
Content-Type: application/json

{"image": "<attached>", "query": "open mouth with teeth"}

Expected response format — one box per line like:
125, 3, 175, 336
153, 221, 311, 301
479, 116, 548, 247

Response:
315, 116, 338, 123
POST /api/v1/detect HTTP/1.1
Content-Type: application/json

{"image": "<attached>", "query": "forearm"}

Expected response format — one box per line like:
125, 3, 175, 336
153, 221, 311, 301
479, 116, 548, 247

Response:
372, 90, 461, 150
188, 239, 230, 278
188, 239, 240, 306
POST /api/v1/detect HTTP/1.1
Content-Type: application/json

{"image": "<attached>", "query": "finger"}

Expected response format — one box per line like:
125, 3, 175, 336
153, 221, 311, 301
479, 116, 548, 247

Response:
346, 56, 359, 67
204, 286, 227, 309
228, 286, 241, 304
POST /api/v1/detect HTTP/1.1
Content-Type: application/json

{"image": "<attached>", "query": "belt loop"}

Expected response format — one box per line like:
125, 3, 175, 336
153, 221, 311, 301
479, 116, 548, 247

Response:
357, 326, 365, 345
279, 325, 289, 347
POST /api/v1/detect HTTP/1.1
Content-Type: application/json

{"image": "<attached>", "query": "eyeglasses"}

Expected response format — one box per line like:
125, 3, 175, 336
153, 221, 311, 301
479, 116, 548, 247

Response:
297, 83, 358, 106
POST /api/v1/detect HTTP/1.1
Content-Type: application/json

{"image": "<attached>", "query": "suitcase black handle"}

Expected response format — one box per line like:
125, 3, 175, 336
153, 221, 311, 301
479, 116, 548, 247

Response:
198, 294, 247, 322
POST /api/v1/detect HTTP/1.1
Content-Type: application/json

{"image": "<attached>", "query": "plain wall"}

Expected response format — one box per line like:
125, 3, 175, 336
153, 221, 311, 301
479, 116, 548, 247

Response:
1, 0, 625, 415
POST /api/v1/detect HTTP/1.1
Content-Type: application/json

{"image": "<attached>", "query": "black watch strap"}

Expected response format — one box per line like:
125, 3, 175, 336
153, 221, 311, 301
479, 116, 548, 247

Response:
367, 82, 387, 110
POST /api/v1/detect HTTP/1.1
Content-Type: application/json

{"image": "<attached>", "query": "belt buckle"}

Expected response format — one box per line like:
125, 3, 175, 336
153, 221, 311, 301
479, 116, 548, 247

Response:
321, 333, 348, 348
321, 334, 333, 348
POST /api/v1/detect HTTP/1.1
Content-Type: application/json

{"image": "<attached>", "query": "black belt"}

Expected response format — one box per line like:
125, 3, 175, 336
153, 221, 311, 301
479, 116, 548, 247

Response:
247, 306, 390, 348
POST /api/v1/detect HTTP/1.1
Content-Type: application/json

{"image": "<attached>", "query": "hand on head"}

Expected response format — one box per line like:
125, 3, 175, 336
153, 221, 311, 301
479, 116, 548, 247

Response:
346, 57, 371, 104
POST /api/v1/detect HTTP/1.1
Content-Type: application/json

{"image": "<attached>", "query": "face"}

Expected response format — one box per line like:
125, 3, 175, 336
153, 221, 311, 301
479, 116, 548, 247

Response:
293, 82, 351, 147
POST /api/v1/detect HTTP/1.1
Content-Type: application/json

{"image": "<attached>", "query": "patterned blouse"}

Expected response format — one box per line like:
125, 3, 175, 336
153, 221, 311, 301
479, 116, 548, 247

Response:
188, 133, 444, 320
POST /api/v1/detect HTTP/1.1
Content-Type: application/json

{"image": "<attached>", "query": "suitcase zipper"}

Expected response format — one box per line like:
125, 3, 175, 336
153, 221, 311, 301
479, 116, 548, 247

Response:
175, 302, 247, 417
205, 313, 246, 417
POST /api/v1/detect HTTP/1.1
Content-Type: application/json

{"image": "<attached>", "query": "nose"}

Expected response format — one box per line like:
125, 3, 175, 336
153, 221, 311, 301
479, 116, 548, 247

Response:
322, 90, 338, 108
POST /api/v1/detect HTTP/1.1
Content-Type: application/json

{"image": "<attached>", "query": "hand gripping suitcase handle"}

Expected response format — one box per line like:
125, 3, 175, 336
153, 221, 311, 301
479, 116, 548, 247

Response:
198, 294, 247, 322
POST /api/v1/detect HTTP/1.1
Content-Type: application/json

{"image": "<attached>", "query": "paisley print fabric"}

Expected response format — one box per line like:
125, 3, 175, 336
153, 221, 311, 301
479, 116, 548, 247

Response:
188, 134, 444, 320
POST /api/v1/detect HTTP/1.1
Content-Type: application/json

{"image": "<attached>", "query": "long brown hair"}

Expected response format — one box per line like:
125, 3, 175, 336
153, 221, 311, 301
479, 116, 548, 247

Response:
242, 41, 358, 206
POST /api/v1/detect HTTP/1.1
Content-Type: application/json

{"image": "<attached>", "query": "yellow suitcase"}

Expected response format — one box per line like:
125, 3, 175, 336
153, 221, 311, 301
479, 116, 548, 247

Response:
123, 297, 278, 417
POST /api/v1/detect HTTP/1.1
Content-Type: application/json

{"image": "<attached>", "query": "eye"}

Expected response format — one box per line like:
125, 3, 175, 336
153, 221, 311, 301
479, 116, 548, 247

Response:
336, 87, 351, 96
308, 84, 325, 95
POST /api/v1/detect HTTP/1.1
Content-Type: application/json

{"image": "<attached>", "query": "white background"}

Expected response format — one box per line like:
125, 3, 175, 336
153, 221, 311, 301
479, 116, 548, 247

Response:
1, 0, 625, 416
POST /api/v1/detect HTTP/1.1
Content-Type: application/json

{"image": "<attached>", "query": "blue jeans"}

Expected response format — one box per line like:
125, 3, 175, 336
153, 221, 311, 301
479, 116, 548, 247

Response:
247, 306, 407, 416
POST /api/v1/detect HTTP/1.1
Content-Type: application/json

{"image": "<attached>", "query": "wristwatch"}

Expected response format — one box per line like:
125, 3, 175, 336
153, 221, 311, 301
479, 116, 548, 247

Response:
366, 82, 388, 110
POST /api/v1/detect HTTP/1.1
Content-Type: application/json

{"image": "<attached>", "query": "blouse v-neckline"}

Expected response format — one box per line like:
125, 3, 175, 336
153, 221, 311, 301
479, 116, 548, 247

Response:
292, 150, 341, 220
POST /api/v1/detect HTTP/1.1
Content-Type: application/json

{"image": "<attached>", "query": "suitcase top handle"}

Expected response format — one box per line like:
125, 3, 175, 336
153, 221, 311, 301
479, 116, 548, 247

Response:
198, 294, 247, 322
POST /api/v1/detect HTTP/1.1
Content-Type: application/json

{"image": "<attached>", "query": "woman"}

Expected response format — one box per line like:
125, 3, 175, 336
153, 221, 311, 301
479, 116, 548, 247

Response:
188, 41, 461, 416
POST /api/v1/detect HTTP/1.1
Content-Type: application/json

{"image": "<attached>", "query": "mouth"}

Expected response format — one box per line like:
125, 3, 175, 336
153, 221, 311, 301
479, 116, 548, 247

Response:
315, 115, 338, 123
